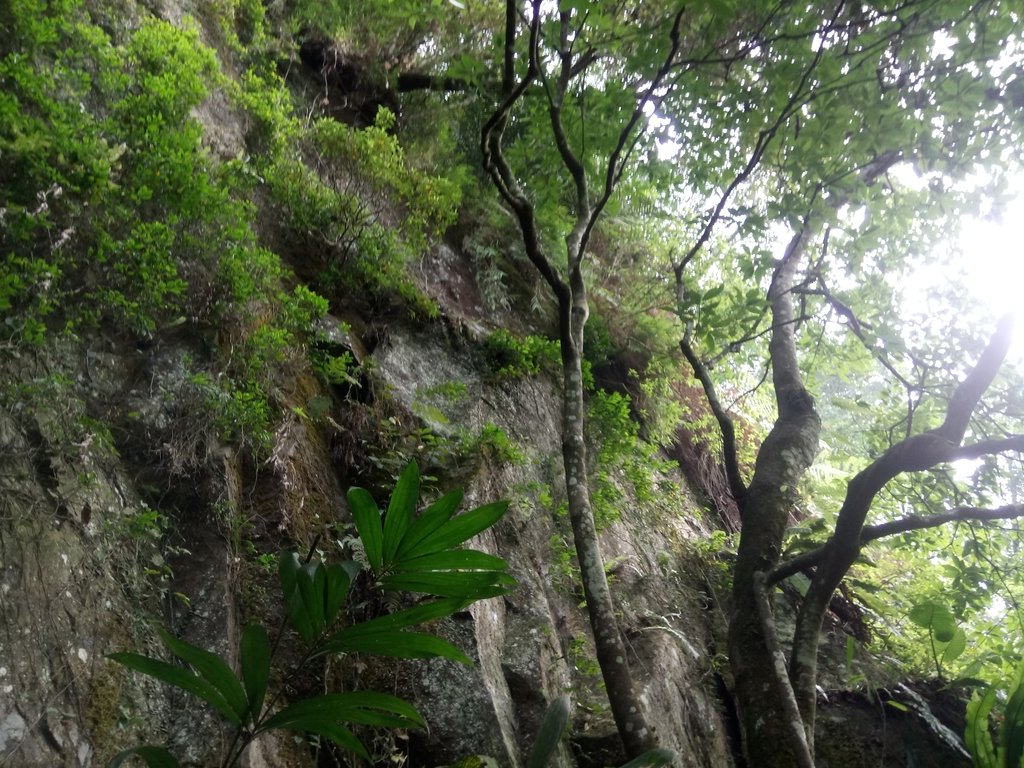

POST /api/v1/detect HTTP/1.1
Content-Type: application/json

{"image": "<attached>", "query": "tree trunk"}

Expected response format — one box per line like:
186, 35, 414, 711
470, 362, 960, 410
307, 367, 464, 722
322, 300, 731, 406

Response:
728, 225, 821, 766
557, 273, 656, 756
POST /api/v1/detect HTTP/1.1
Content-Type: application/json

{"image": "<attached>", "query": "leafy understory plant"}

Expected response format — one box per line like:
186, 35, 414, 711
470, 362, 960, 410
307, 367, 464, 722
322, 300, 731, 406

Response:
908, 600, 967, 680
107, 463, 513, 767
966, 663, 1024, 768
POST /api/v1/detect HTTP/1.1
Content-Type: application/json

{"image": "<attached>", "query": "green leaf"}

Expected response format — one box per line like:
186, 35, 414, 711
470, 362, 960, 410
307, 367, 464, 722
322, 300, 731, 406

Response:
279, 550, 302, 604
288, 590, 317, 645
323, 562, 353, 626
240, 623, 270, 722
1002, 676, 1024, 768
396, 549, 509, 572
269, 716, 369, 760
381, 571, 514, 599
319, 628, 473, 665
618, 748, 676, 768
414, 501, 509, 554
383, 462, 419, 565
157, 629, 248, 722
941, 628, 967, 666
335, 597, 468, 633
348, 487, 383, 572
109, 652, 241, 726
394, 489, 464, 560
281, 556, 316, 645
317, 598, 472, 663
296, 562, 326, 636
106, 745, 181, 768
965, 688, 998, 768
908, 601, 957, 643
262, 691, 424, 730
527, 695, 570, 768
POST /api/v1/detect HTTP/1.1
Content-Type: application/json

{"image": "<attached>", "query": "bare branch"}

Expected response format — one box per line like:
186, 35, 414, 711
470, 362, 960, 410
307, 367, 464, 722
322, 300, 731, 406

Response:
863, 504, 1024, 542
934, 315, 1015, 442
679, 334, 748, 506
953, 435, 1024, 460
481, 1, 569, 302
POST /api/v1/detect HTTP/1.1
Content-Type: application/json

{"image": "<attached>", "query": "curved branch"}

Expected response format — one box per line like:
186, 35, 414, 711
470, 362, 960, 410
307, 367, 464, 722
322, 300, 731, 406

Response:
481, 1, 569, 303
679, 336, 748, 506
768, 503, 1024, 584
789, 315, 1016, 729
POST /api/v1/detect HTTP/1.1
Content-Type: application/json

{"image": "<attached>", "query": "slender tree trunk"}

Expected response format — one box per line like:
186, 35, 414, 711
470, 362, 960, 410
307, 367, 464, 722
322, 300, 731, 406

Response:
557, 271, 656, 756
728, 225, 821, 767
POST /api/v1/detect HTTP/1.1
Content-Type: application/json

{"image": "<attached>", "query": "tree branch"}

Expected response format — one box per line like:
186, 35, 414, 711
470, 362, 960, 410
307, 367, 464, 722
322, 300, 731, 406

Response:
675, 3, 845, 271
678, 330, 748, 506
481, 1, 569, 303
503, 0, 517, 96
789, 315, 1016, 729
768, 503, 1024, 584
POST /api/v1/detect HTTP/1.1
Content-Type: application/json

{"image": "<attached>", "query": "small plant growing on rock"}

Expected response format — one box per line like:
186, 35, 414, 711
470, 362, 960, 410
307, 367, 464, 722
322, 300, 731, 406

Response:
107, 462, 513, 766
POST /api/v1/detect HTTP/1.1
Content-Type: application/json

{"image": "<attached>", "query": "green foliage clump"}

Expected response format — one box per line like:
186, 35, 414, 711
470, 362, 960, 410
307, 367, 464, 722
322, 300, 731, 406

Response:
484, 329, 561, 379
232, 53, 460, 317
0, 1, 335, 457
966, 661, 1024, 768
587, 390, 673, 530
0, 4, 220, 339
470, 423, 526, 466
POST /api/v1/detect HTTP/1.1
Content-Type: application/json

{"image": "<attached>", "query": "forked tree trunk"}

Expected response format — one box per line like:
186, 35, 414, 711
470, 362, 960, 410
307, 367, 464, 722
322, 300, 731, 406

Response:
727, 225, 821, 767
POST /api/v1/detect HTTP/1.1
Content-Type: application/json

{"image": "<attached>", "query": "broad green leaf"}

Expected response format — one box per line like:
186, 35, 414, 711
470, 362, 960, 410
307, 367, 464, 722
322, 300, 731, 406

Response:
396, 549, 509, 572
965, 688, 998, 768
908, 601, 957, 643
268, 717, 368, 760
296, 563, 326, 636
240, 623, 270, 722
1003, 677, 1024, 768
618, 748, 676, 768
527, 695, 570, 768
383, 462, 419, 565
262, 691, 424, 730
414, 501, 509, 554
107, 746, 181, 768
348, 487, 383, 572
279, 551, 302, 604
319, 628, 473, 665
329, 597, 467, 634
323, 562, 353, 626
941, 628, 967, 666
286, 580, 317, 645
109, 652, 241, 726
394, 489, 464, 560
382, 571, 514, 599
157, 629, 248, 722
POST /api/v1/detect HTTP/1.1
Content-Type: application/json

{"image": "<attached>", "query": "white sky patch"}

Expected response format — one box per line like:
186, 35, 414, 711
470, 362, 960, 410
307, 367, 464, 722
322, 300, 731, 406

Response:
958, 178, 1024, 364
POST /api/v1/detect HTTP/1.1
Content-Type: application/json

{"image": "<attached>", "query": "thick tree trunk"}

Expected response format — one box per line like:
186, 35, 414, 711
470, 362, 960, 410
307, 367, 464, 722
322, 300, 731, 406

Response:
728, 226, 820, 767
557, 276, 655, 756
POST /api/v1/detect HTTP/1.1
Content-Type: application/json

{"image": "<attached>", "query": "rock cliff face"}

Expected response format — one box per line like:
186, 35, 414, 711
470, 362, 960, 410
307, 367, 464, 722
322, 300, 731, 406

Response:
0, 254, 735, 767
0, 3, 978, 767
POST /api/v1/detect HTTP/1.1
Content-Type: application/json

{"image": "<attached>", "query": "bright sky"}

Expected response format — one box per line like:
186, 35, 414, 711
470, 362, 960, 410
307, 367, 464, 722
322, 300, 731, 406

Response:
959, 180, 1024, 363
